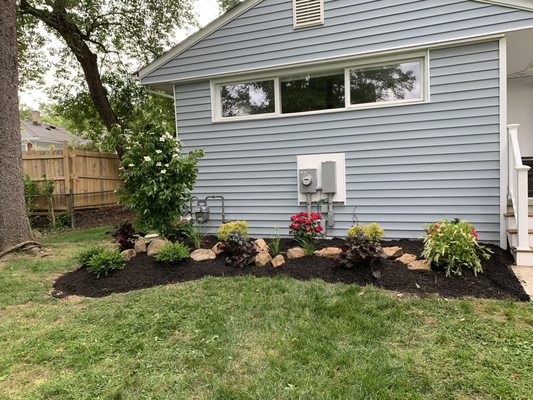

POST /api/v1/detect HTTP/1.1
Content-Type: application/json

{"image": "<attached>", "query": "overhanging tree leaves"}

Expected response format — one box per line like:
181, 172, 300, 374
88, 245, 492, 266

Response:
17, 0, 196, 154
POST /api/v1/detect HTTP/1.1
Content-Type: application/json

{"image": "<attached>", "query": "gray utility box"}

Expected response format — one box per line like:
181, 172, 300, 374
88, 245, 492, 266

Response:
321, 161, 337, 194
299, 169, 317, 194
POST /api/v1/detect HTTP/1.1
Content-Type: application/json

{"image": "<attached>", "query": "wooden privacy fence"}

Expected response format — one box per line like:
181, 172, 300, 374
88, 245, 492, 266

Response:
22, 141, 122, 211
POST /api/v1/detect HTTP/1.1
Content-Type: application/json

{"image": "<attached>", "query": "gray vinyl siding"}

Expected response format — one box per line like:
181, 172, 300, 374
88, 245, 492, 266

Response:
175, 40, 501, 242
142, 0, 533, 84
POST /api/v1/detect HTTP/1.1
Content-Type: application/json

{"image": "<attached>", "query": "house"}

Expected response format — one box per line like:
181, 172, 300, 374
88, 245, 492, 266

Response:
137, 0, 533, 265
21, 111, 86, 151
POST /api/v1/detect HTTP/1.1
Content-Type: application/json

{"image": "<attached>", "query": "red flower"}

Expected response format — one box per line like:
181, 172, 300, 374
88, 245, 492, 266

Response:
290, 215, 296, 221
315, 226, 323, 233
471, 227, 478, 241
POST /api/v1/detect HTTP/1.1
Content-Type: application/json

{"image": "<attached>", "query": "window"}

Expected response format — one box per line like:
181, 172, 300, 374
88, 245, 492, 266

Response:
281, 70, 344, 114
212, 56, 426, 121
219, 80, 275, 118
348, 60, 422, 106
293, 0, 324, 29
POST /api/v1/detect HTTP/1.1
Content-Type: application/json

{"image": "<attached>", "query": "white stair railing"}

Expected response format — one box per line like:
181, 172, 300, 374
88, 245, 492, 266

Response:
508, 124, 530, 250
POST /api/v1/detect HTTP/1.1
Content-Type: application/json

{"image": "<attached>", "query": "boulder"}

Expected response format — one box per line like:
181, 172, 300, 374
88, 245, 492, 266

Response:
147, 237, 168, 256
254, 239, 269, 253
383, 246, 403, 259
134, 239, 147, 253
190, 249, 216, 262
255, 252, 272, 267
408, 259, 431, 273
121, 249, 137, 261
314, 247, 342, 259
212, 242, 224, 255
271, 254, 285, 268
287, 247, 305, 259
395, 253, 417, 266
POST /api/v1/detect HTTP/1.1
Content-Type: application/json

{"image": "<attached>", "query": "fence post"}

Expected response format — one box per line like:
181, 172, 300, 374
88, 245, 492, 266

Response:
63, 141, 71, 197
70, 189, 75, 229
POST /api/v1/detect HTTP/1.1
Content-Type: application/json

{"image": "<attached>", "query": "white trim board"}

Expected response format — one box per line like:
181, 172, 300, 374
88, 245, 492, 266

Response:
136, 0, 533, 82
499, 36, 509, 249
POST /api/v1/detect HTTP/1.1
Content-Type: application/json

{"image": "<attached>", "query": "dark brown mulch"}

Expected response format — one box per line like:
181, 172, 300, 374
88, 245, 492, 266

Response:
73, 207, 136, 229
53, 237, 529, 301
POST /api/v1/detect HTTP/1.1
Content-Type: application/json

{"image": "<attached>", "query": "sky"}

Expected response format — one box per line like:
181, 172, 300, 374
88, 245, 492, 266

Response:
19, 0, 221, 109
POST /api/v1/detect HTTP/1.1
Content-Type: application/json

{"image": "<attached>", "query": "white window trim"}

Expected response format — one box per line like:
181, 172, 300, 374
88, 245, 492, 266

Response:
211, 52, 428, 123
293, 0, 324, 30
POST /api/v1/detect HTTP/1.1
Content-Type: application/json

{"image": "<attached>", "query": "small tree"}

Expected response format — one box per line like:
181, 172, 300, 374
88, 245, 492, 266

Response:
117, 124, 203, 236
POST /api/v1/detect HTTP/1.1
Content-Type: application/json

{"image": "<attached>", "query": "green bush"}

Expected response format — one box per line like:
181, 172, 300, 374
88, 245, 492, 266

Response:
221, 232, 257, 268
422, 219, 492, 277
155, 242, 190, 264
75, 245, 107, 267
87, 250, 126, 278
347, 223, 384, 242
217, 220, 248, 241
337, 233, 384, 268
53, 213, 71, 229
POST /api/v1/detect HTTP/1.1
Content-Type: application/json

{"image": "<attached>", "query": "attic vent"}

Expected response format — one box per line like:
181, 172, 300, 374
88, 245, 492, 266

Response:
293, 0, 324, 29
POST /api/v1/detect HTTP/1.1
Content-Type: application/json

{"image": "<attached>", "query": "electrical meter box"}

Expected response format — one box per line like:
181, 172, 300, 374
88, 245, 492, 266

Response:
299, 169, 317, 194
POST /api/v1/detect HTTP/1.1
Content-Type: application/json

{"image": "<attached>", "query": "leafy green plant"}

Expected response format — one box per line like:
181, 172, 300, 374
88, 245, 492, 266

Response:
117, 124, 203, 237
110, 222, 138, 251
166, 220, 194, 243
295, 238, 318, 256
269, 226, 282, 256
186, 226, 207, 249
221, 232, 257, 268
422, 219, 492, 277
53, 213, 71, 229
217, 221, 248, 241
337, 233, 384, 268
75, 245, 107, 267
41, 176, 56, 227
87, 249, 126, 278
155, 242, 190, 264
347, 223, 384, 242
23, 175, 40, 216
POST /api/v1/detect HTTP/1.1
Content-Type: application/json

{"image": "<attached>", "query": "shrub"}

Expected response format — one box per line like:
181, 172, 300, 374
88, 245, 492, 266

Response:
422, 219, 492, 277
117, 124, 204, 237
155, 242, 190, 264
23, 175, 40, 217
221, 232, 257, 268
87, 249, 126, 278
347, 223, 384, 242
53, 213, 71, 229
217, 221, 248, 241
337, 233, 384, 268
110, 222, 138, 251
75, 245, 107, 267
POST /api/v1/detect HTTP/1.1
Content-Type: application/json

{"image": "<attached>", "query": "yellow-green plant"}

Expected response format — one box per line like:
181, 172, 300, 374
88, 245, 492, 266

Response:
347, 223, 384, 242
217, 220, 248, 241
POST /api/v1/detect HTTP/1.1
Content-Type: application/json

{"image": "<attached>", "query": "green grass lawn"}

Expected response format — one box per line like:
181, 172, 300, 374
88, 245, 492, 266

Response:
0, 228, 532, 399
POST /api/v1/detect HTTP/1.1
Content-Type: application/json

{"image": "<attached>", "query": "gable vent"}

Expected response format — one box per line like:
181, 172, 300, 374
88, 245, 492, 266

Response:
293, 0, 324, 29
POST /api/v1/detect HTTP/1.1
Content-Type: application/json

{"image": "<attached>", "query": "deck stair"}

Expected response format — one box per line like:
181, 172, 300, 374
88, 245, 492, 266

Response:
505, 199, 533, 265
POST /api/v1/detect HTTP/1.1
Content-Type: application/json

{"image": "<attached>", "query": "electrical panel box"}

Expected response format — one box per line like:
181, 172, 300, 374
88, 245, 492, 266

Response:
321, 161, 337, 194
299, 169, 317, 193
296, 153, 346, 204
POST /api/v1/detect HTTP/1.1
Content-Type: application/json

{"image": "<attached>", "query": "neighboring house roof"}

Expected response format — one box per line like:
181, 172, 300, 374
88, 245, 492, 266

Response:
20, 120, 86, 146
136, 0, 533, 82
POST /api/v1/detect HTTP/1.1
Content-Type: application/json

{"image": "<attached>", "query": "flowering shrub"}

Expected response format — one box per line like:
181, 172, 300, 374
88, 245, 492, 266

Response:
117, 124, 203, 237
289, 212, 323, 255
422, 219, 492, 277
216, 220, 248, 241
347, 223, 384, 242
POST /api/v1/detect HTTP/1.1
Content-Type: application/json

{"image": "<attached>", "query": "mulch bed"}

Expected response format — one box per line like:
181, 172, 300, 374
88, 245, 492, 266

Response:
73, 207, 136, 229
53, 237, 529, 301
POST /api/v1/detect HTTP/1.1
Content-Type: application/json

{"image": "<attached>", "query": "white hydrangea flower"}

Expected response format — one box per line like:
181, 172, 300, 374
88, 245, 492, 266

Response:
155, 149, 162, 154
143, 156, 152, 162
156, 162, 162, 167
128, 163, 134, 167
165, 163, 169, 167
160, 169, 167, 174
159, 136, 166, 142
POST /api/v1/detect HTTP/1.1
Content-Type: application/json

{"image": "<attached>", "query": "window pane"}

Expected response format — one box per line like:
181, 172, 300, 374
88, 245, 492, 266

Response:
281, 70, 345, 114
349, 61, 421, 105
220, 80, 275, 118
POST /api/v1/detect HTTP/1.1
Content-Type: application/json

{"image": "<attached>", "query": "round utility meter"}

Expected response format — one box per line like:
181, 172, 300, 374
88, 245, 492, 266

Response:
302, 174, 313, 186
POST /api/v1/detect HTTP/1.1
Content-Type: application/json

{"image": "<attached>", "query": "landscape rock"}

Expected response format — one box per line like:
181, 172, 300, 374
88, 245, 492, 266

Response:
32, 230, 43, 240
121, 249, 137, 261
146, 237, 168, 256
271, 254, 285, 268
134, 239, 147, 253
212, 242, 224, 255
383, 246, 403, 259
255, 252, 272, 267
395, 253, 417, 266
287, 247, 306, 259
408, 259, 431, 273
314, 247, 342, 259
190, 249, 216, 262
254, 239, 269, 253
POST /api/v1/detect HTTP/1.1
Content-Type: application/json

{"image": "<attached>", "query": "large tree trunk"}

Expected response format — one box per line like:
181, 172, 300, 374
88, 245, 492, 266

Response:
0, 0, 33, 252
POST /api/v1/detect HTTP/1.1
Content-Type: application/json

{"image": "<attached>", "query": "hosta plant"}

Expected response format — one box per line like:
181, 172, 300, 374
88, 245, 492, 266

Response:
155, 242, 190, 264
87, 249, 126, 278
221, 232, 257, 268
422, 219, 492, 277
216, 220, 248, 241
347, 223, 384, 242
337, 233, 384, 268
